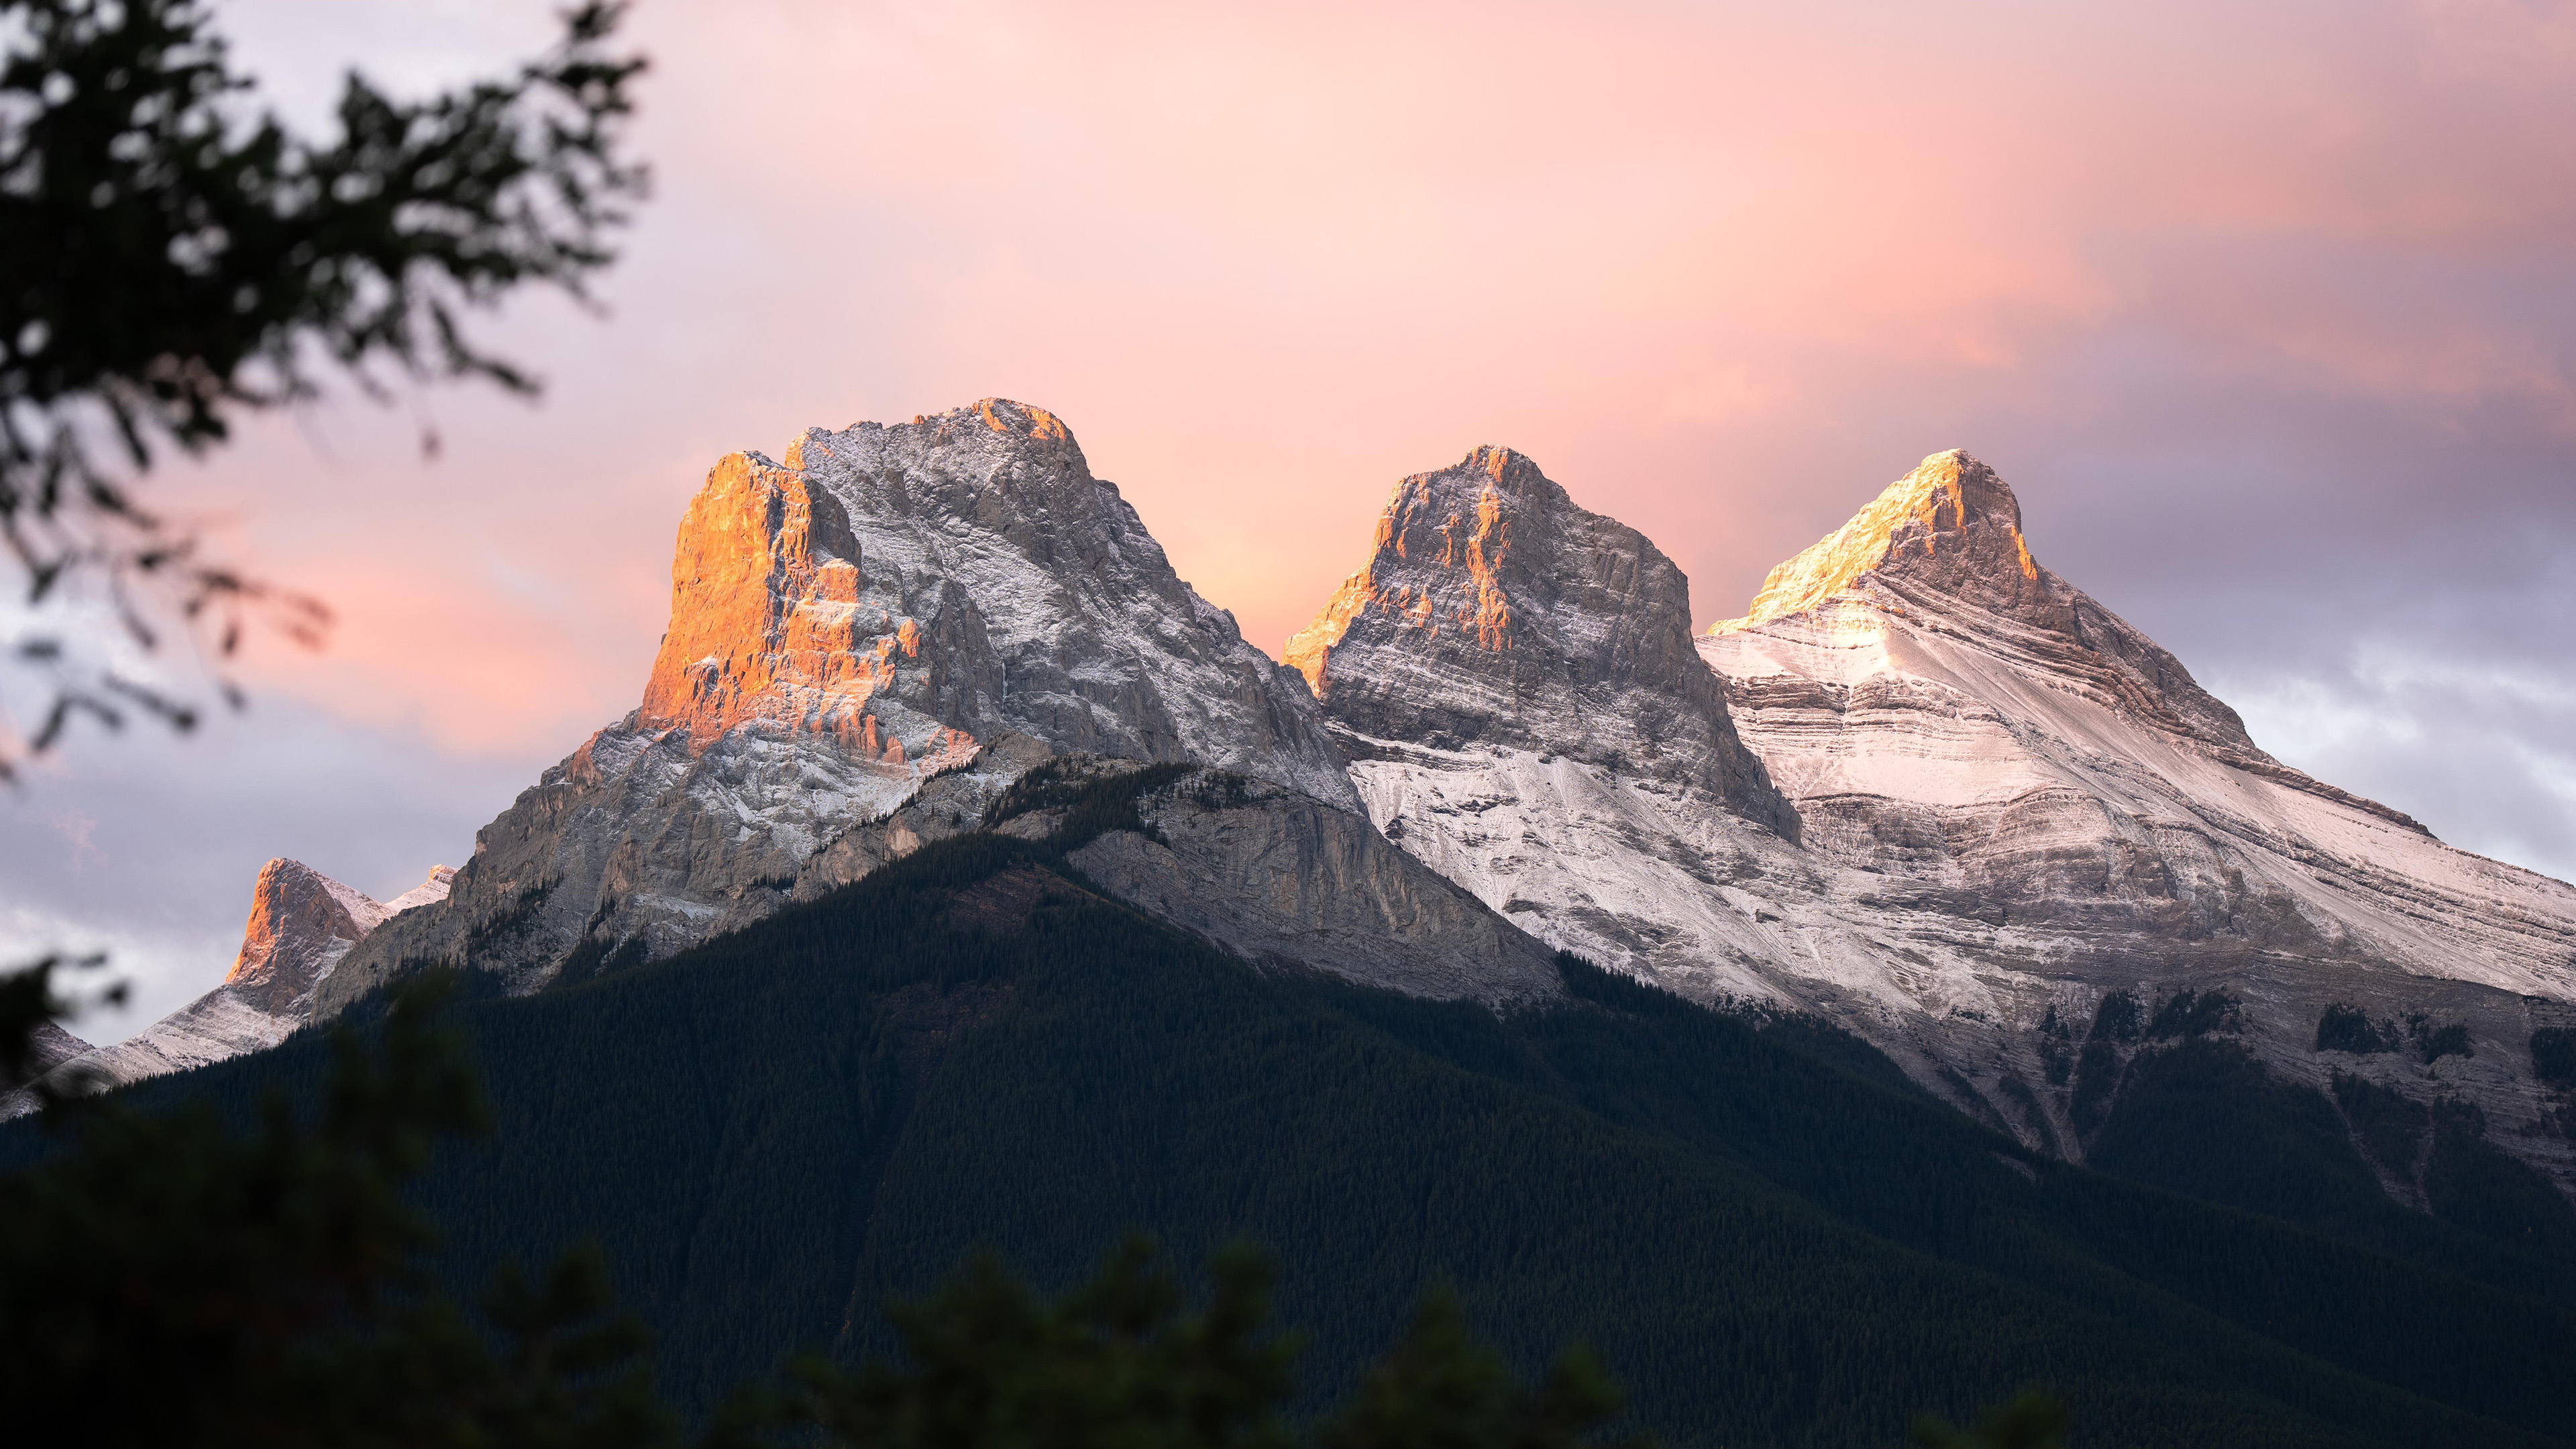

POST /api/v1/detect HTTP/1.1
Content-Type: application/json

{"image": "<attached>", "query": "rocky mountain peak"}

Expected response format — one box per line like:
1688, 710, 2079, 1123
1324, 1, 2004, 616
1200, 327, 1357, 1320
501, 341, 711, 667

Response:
1722, 449, 2047, 632
1285, 444, 1553, 694
1708, 449, 2269, 757
640, 396, 1350, 806
2, 857, 456, 1118
1287, 445, 1792, 833
319, 398, 1360, 1014
223, 859, 392, 1015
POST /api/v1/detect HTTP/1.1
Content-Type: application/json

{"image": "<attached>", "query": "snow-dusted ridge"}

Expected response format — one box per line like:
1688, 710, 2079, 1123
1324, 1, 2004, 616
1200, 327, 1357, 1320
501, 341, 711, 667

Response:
64, 409, 2576, 1195
8, 861, 451, 1115
1302, 445, 2576, 1185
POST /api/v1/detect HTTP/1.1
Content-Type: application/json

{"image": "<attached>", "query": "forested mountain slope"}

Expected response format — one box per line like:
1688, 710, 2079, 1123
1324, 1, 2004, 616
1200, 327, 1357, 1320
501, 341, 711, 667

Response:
88, 818, 2576, 1449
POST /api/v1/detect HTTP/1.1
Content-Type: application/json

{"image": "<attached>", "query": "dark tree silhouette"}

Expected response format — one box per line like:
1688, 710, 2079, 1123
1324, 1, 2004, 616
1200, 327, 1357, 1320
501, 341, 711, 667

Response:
1912, 1389, 2071, 1449
0, 970, 1643, 1449
0, 0, 648, 776
0, 974, 680, 1448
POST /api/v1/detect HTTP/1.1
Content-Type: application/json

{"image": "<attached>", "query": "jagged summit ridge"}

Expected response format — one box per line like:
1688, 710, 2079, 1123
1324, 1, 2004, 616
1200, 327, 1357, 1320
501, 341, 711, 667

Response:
1288, 444, 1534, 695
223, 858, 395, 1016
1725, 449, 2039, 629
319, 398, 1361, 1010
1680, 447, 2576, 1172
9, 861, 449, 1115
1711, 449, 2263, 758
642, 397, 1347, 802
1287, 440, 2574, 1186
113, 414, 2576, 1192
1286, 444, 1790, 830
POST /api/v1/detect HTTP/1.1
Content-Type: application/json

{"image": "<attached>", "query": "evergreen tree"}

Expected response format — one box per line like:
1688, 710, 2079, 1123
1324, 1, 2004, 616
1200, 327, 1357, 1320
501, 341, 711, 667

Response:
0, 0, 647, 773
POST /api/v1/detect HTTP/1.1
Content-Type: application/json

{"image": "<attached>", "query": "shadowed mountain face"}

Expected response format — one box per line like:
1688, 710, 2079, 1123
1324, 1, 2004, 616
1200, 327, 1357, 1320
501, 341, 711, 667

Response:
1283, 445, 1792, 837
85, 835, 2576, 1449
1295, 446, 2576, 1191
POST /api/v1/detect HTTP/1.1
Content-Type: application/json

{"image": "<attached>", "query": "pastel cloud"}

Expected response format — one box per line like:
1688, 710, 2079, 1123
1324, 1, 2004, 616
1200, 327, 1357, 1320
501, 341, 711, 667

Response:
180, 0, 2576, 751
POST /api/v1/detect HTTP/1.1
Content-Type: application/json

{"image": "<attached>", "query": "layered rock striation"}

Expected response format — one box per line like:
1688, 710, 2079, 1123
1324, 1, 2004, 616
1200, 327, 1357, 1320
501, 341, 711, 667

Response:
1697, 450, 2576, 1171
322, 400, 1362, 1010
1711, 449, 2409, 826
1296, 444, 2576, 1183
1697, 449, 2568, 990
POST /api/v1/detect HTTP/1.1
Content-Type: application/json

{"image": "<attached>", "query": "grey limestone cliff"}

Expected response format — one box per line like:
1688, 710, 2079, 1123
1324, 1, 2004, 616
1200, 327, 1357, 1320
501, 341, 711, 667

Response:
321, 400, 1362, 1012
1284, 444, 1792, 837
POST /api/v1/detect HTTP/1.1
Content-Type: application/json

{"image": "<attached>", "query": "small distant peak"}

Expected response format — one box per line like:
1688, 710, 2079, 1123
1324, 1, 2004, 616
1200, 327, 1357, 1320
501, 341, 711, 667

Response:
1715, 449, 2041, 631
386, 865, 456, 916
249, 857, 339, 902
28, 1020, 93, 1074
227, 859, 389, 1003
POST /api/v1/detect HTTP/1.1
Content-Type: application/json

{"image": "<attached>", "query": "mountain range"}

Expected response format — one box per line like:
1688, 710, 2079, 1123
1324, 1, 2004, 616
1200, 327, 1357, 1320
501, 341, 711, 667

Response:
44, 398, 2573, 1193
25, 396, 2576, 1443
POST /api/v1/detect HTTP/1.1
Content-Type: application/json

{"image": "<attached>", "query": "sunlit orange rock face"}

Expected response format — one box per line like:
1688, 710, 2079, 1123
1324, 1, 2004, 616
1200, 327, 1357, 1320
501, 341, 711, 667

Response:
1287, 444, 1523, 692
321, 397, 1359, 1015
1708, 449, 2260, 753
1287, 444, 1791, 833
637, 448, 972, 771
1723, 448, 2052, 633
649, 455, 874, 755
629, 395, 1349, 795
223, 858, 391, 1015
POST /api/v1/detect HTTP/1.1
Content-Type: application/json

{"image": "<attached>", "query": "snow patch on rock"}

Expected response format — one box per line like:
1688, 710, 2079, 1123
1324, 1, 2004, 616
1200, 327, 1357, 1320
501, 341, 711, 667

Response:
9, 860, 452, 1114
318, 400, 1356, 1008
1298, 444, 2576, 1180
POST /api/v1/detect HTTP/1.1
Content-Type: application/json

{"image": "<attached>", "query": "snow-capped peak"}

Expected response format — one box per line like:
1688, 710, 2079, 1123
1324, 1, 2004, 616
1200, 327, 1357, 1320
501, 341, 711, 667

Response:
7, 856, 446, 1117
1710, 449, 2263, 757
1721, 448, 2042, 631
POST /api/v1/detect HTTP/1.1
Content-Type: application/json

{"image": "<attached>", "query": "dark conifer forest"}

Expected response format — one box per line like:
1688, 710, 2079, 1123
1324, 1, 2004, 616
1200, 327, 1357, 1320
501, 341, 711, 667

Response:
48, 830, 2573, 1449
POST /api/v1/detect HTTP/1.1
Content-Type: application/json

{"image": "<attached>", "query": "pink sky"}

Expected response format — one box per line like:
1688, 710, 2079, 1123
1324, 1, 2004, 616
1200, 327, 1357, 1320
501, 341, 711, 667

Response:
13, 0, 2576, 1032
